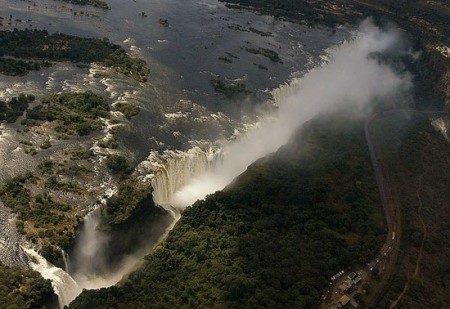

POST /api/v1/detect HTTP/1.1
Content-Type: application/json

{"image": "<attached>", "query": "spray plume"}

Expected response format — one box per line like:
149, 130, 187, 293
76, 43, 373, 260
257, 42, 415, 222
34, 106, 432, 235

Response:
165, 19, 412, 208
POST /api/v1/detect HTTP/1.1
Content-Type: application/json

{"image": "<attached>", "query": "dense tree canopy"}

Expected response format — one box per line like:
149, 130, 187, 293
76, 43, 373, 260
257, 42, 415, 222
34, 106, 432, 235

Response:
70, 116, 385, 308
0, 265, 56, 309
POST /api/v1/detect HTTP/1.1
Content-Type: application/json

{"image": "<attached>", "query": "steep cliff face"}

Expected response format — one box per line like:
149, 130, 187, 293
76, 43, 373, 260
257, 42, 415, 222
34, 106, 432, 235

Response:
65, 182, 173, 291
148, 147, 221, 208
68, 116, 385, 308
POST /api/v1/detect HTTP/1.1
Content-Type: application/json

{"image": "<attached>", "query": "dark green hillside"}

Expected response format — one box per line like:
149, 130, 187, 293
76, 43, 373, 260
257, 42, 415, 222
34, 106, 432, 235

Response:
70, 116, 385, 308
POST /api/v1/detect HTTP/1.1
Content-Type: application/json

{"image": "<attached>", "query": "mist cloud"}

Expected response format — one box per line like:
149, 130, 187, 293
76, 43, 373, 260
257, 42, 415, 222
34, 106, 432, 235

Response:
169, 19, 412, 208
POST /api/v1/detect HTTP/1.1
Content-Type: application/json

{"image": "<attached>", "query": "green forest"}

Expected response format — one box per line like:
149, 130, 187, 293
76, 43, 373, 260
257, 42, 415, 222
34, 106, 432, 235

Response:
0, 265, 56, 309
0, 171, 81, 267
370, 112, 450, 307
70, 116, 385, 308
0, 29, 149, 81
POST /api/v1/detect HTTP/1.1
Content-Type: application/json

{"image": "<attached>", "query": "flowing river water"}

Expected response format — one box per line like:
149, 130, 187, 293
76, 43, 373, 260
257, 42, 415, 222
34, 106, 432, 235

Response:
0, 0, 349, 307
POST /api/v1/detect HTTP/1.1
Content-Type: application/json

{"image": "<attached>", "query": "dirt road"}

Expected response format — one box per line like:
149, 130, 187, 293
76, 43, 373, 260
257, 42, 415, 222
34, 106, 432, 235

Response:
364, 114, 402, 307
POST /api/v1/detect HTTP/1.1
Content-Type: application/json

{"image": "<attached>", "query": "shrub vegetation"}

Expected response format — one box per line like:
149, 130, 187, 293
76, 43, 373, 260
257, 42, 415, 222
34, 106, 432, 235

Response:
0, 265, 56, 309
0, 93, 35, 123
26, 91, 109, 136
0, 29, 149, 81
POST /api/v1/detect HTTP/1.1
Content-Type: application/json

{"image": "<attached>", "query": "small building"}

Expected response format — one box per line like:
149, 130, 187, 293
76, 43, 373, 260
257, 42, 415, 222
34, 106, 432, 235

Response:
347, 272, 357, 280
338, 295, 351, 307
352, 276, 362, 285
337, 279, 353, 293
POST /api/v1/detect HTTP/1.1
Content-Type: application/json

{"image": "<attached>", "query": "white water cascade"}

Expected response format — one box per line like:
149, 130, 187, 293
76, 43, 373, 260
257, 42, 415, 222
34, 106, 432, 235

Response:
71, 207, 105, 281
70, 206, 121, 290
145, 77, 302, 209
61, 249, 71, 273
270, 77, 303, 107
148, 146, 222, 208
22, 247, 81, 308
14, 20, 411, 309
148, 21, 412, 209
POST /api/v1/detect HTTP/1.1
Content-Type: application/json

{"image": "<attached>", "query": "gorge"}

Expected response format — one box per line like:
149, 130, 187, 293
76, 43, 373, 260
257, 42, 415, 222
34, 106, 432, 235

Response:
0, 0, 449, 308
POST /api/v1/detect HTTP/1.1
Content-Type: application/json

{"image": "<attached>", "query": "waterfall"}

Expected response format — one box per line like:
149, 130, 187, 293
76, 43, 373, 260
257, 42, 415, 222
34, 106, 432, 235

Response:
270, 77, 303, 107
75, 206, 104, 270
147, 146, 221, 208
143, 79, 306, 209
70, 202, 171, 291
144, 78, 306, 209
144, 22, 412, 209
22, 247, 81, 308
70, 206, 116, 290
61, 249, 71, 273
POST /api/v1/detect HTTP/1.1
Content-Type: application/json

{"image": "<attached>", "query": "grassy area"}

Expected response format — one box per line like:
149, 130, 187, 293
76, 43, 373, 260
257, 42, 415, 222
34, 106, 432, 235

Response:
210, 76, 253, 100
244, 47, 282, 63
0, 90, 136, 267
102, 183, 156, 226
115, 103, 140, 119
104, 154, 133, 177
69, 115, 385, 308
0, 58, 50, 76
0, 90, 112, 264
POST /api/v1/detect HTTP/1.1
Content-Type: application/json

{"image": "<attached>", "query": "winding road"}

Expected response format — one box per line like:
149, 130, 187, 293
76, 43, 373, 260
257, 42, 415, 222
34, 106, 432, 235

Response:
320, 110, 449, 308
363, 109, 450, 307
364, 114, 402, 307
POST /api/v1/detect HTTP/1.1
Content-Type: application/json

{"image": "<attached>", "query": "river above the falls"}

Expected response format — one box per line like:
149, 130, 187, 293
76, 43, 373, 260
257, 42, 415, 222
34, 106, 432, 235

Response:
0, 0, 348, 160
